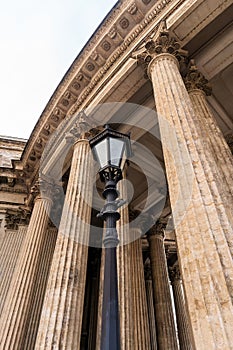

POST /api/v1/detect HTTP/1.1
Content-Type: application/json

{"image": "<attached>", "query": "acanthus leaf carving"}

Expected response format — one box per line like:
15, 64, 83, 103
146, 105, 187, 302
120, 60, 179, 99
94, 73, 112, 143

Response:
69, 110, 101, 140
184, 60, 212, 96
148, 217, 168, 239
169, 262, 181, 283
137, 24, 188, 79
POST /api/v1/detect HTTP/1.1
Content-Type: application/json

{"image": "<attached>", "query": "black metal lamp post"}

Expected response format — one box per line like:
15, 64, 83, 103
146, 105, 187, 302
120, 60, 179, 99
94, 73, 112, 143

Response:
89, 125, 132, 350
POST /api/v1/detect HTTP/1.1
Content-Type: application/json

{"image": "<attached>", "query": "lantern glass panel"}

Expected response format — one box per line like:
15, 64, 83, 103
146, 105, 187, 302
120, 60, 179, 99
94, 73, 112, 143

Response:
94, 138, 108, 168
109, 138, 125, 168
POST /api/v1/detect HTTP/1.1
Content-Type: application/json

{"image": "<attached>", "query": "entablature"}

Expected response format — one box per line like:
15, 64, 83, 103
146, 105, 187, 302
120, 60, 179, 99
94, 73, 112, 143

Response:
14, 0, 233, 192
18, 0, 186, 185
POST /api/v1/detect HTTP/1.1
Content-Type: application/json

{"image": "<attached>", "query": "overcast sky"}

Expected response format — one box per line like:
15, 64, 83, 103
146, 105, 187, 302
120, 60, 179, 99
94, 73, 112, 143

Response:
0, 0, 117, 139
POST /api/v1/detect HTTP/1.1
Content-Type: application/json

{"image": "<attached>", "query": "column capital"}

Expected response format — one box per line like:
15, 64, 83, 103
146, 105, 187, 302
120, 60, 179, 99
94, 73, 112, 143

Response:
184, 61, 212, 96
169, 263, 181, 284
137, 27, 188, 79
30, 176, 56, 202
147, 219, 166, 240
68, 110, 102, 142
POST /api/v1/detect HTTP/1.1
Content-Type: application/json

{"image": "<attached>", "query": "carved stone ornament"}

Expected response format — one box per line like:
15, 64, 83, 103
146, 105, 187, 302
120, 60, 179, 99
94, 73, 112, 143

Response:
128, 3, 138, 15
137, 27, 188, 78
101, 40, 111, 52
86, 62, 95, 72
61, 99, 69, 107
169, 263, 181, 283
72, 82, 81, 91
148, 219, 167, 238
184, 60, 212, 96
30, 181, 40, 198
108, 26, 117, 39
69, 110, 102, 140
22, 0, 175, 183
5, 211, 21, 230
5, 208, 31, 230
30, 176, 55, 201
119, 17, 130, 29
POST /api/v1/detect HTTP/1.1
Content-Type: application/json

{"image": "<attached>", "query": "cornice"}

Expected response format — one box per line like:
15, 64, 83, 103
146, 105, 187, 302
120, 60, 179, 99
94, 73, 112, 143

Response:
18, 0, 185, 184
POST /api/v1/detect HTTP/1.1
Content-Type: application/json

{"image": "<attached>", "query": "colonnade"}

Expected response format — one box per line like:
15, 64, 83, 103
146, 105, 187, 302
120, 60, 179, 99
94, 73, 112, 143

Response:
0, 178, 55, 349
0, 27, 232, 350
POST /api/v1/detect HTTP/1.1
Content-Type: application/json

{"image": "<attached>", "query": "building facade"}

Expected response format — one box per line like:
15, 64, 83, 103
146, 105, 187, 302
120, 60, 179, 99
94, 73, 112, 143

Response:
0, 0, 233, 349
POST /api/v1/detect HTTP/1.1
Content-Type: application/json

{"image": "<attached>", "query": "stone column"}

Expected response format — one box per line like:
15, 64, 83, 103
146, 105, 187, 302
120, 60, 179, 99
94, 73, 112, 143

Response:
144, 261, 157, 350
169, 263, 194, 350
35, 138, 93, 349
141, 28, 233, 349
0, 177, 54, 350
184, 63, 233, 234
24, 226, 58, 349
147, 221, 178, 350
0, 225, 26, 315
116, 176, 134, 350
130, 226, 151, 349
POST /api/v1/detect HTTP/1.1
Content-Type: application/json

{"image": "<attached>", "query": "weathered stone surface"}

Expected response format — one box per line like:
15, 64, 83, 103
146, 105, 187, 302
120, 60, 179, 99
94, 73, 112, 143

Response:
24, 227, 58, 350
146, 33, 233, 348
130, 232, 151, 349
35, 139, 93, 349
145, 261, 157, 350
147, 223, 178, 350
185, 65, 233, 222
1, 2, 233, 349
0, 178, 53, 350
169, 262, 194, 350
117, 177, 134, 350
0, 226, 26, 315
0, 137, 26, 168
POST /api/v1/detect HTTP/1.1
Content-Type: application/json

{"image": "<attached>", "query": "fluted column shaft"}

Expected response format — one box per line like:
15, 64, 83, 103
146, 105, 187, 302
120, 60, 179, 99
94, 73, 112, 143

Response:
0, 226, 26, 315
185, 66, 233, 203
188, 88, 233, 207
147, 41, 233, 348
24, 227, 58, 349
130, 228, 151, 349
145, 264, 157, 350
170, 264, 194, 350
0, 180, 53, 350
147, 226, 178, 350
117, 177, 134, 350
35, 139, 93, 349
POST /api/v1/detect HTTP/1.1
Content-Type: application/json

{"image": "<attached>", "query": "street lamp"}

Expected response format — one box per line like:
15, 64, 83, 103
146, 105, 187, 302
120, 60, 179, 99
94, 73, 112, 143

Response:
89, 124, 132, 350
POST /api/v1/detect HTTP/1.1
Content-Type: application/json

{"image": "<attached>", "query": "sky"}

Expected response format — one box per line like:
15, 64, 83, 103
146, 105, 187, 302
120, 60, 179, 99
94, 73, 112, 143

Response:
0, 0, 117, 139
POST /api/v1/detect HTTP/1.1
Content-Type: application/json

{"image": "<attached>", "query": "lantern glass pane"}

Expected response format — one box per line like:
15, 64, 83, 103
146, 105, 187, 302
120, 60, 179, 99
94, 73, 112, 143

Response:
94, 139, 108, 168
109, 138, 124, 167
